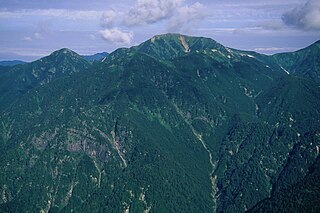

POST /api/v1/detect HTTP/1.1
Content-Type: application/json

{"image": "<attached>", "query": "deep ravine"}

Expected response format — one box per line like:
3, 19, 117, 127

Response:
172, 102, 218, 212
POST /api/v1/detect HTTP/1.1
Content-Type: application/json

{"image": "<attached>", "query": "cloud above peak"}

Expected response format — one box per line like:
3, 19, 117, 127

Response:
22, 36, 32, 42
169, 2, 207, 32
123, 0, 183, 26
99, 0, 208, 45
100, 10, 118, 28
100, 28, 133, 45
282, 0, 320, 31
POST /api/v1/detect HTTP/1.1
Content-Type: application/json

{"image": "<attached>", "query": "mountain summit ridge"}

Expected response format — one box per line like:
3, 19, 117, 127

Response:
135, 33, 227, 60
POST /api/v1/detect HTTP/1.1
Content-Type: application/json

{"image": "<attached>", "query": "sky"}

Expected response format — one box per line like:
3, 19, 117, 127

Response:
0, 0, 319, 61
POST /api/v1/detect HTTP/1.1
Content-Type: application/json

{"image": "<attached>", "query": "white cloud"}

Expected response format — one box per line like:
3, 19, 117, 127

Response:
169, 2, 208, 32
98, 0, 210, 44
22, 36, 32, 42
34, 32, 44, 39
100, 10, 118, 27
123, 0, 183, 26
100, 28, 133, 45
282, 0, 320, 31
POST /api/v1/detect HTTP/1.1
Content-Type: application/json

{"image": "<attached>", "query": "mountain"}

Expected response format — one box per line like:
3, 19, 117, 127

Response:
82, 52, 109, 62
248, 155, 320, 213
0, 60, 26, 67
0, 34, 319, 212
0, 48, 90, 111
273, 40, 320, 80
134, 33, 227, 60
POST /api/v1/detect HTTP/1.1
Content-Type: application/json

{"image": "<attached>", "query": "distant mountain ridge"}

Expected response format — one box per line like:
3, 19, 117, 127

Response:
82, 52, 109, 62
0, 60, 26, 67
0, 34, 319, 213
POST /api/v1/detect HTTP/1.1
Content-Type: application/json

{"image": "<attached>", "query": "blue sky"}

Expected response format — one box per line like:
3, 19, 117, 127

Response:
0, 0, 319, 61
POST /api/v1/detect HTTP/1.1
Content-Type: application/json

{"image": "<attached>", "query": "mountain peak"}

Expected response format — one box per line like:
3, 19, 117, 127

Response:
134, 33, 224, 60
150, 33, 183, 39
43, 48, 88, 64
50, 48, 79, 57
